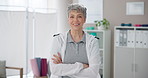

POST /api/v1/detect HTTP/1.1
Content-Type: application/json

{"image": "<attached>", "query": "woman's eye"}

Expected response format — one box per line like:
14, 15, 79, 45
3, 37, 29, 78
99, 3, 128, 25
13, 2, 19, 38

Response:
70, 16, 74, 18
78, 16, 82, 18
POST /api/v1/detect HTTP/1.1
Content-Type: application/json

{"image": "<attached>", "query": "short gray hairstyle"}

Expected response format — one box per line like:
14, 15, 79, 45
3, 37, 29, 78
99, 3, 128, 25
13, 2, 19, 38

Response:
67, 3, 87, 18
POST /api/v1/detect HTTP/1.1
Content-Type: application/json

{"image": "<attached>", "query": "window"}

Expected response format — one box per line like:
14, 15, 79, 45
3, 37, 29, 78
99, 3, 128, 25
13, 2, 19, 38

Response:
0, 0, 57, 77
0, 0, 48, 12
78, 0, 103, 23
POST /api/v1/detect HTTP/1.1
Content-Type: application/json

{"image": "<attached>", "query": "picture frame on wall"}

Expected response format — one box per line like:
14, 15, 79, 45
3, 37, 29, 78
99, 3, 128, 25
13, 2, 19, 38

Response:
126, 2, 144, 15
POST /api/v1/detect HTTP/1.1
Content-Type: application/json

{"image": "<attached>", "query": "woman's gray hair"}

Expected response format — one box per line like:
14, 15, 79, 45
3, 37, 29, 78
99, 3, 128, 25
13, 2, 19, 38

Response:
67, 3, 87, 18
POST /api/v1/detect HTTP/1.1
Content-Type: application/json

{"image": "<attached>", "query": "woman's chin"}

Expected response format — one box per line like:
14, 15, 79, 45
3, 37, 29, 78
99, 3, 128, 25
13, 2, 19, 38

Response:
71, 28, 82, 31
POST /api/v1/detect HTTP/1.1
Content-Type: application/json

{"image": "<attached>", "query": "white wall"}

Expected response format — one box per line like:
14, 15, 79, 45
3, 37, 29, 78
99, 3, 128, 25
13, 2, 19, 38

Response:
0, 11, 26, 75
27, 11, 58, 74
0, 0, 73, 76
48, 0, 73, 33
0, 10, 57, 76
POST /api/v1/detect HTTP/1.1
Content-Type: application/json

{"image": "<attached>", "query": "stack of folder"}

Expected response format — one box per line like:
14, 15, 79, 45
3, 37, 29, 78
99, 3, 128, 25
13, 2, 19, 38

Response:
115, 29, 148, 48
135, 30, 148, 48
30, 57, 48, 78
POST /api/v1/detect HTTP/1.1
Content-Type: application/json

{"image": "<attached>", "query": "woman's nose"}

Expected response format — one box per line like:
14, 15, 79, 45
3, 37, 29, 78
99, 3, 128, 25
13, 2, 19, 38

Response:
73, 17, 78, 21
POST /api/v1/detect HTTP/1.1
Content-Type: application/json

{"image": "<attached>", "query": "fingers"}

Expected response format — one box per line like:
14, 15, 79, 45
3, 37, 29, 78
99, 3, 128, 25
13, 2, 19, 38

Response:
51, 52, 62, 64
52, 57, 62, 64
57, 52, 62, 61
53, 54, 62, 63
51, 58, 58, 64
83, 64, 89, 68
58, 52, 61, 58
53, 61, 58, 64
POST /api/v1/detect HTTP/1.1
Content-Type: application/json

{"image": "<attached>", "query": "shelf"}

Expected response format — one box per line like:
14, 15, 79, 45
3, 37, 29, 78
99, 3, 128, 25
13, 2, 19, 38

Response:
115, 46, 134, 48
116, 46, 148, 49
85, 29, 111, 78
84, 30, 105, 32
115, 26, 148, 29
114, 26, 148, 78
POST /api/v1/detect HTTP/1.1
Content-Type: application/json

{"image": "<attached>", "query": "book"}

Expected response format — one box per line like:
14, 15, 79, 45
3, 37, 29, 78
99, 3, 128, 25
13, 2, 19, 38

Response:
30, 59, 40, 77
41, 58, 48, 76
35, 57, 41, 75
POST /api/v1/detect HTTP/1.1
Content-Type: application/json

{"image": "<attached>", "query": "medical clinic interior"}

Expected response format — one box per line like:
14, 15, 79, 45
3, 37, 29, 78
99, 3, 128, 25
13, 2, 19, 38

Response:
0, 0, 148, 78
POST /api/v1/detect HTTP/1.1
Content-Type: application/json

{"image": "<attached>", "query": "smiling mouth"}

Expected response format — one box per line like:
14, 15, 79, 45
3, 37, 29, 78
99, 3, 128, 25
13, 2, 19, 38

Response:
73, 24, 80, 26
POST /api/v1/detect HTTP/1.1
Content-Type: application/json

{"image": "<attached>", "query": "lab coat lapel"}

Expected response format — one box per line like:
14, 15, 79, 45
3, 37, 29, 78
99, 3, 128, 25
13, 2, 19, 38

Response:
60, 31, 68, 61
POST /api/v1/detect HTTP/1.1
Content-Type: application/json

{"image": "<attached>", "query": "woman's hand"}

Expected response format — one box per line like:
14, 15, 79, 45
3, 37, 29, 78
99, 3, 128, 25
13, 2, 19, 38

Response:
83, 64, 89, 68
51, 52, 89, 69
51, 52, 62, 64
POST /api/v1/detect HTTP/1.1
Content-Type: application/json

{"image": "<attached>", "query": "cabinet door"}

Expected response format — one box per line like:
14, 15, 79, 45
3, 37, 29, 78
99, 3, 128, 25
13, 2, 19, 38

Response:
96, 32, 103, 49
135, 49, 148, 78
115, 48, 134, 78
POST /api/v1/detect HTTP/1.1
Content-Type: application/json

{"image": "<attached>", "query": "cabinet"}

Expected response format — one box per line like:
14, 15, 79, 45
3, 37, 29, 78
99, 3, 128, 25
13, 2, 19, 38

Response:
114, 26, 148, 78
85, 29, 111, 78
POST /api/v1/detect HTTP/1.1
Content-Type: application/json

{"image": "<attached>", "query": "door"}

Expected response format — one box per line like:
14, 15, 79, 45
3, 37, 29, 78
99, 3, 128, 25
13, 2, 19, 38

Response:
115, 47, 134, 78
135, 49, 148, 78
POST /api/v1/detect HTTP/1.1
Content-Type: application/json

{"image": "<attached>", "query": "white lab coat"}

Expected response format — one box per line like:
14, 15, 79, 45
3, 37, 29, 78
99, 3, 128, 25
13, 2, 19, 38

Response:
49, 31, 101, 78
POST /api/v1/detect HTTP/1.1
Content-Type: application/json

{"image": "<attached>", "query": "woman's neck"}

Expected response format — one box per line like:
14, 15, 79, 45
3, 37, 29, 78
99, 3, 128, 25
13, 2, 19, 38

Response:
70, 30, 84, 42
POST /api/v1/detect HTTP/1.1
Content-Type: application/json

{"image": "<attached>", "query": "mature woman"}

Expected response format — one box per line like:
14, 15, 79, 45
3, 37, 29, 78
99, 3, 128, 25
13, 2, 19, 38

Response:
49, 3, 101, 78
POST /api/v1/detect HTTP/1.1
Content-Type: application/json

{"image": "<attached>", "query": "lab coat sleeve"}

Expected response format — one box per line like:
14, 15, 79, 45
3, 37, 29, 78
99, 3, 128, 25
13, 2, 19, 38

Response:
49, 36, 84, 76
70, 39, 101, 78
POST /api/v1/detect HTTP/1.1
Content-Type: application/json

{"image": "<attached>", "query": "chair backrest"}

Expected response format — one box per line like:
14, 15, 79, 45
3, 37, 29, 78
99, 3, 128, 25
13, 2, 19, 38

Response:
0, 60, 6, 78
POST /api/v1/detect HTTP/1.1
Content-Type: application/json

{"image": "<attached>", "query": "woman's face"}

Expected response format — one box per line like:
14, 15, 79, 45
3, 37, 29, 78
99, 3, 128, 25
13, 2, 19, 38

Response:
68, 10, 86, 31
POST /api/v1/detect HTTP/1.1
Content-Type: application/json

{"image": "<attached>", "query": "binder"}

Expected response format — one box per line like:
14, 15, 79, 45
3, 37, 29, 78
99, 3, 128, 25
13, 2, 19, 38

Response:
143, 31, 148, 48
136, 30, 143, 48
35, 57, 41, 74
146, 31, 148, 48
139, 30, 144, 48
127, 30, 131, 47
130, 30, 135, 48
30, 59, 40, 77
119, 30, 124, 46
41, 58, 48, 76
135, 30, 139, 48
123, 30, 127, 46
115, 29, 120, 46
